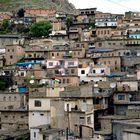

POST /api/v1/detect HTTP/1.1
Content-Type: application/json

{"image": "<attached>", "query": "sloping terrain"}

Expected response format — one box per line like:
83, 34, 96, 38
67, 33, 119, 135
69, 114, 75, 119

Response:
0, 0, 75, 12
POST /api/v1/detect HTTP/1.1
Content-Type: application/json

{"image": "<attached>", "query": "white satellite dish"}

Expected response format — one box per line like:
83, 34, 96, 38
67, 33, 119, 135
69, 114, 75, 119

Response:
110, 83, 116, 88
30, 80, 35, 84
2, 72, 5, 76
94, 84, 98, 87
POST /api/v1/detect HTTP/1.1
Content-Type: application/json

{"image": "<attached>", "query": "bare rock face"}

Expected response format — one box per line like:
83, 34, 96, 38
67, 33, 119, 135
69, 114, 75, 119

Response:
0, 0, 75, 13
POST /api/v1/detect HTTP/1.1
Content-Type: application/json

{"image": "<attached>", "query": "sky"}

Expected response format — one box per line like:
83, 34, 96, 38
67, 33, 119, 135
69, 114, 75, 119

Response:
68, 0, 140, 14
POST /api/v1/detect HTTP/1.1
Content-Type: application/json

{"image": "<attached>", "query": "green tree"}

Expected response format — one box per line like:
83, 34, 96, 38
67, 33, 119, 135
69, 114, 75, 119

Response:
0, 81, 6, 90
0, 19, 10, 34
30, 21, 52, 37
17, 8, 25, 18
66, 16, 73, 30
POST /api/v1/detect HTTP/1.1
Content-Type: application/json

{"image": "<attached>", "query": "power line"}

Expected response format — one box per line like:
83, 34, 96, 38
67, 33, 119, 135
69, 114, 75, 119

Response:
107, 0, 139, 12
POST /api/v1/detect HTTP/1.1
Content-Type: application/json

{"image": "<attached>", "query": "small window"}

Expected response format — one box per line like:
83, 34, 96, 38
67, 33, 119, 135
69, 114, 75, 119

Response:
52, 53, 54, 56
63, 79, 65, 83
14, 96, 16, 101
34, 132, 36, 138
34, 100, 41, 107
71, 69, 75, 74
67, 79, 69, 83
10, 55, 13, 59
9, 96, 11, 101
55, 70, 59, 74
8, 49, 10, 52
118, 94, 125, 100
21, 116, 24, 118
21, 72, 25, 76
83, 99, 86, 102
57, 53, 59, 56
78, 52, 80, 55
40, 114, 44, 116
49, 62, 53, 66
12, 49, 14, 52
5, 116, 8, 118
93, 70, 96, 73
98, 42, 102, 47
68, 62, 74, 66
101, 70, 105, 73
81, 70, 85, 74
87, 116, 91, 124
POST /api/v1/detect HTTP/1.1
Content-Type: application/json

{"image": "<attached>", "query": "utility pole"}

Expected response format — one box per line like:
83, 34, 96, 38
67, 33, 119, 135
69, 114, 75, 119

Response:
66, 103, 70, 140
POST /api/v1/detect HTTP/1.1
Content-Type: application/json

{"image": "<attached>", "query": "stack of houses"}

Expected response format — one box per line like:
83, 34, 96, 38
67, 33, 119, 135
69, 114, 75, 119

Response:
1, 7, 140, 140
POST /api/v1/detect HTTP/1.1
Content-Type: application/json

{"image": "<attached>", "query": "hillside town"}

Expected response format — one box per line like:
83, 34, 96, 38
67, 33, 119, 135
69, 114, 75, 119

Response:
0, 5, 140, 140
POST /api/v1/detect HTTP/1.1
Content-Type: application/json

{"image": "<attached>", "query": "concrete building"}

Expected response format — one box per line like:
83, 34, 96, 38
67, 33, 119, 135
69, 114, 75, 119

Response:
5, 45, 25, 65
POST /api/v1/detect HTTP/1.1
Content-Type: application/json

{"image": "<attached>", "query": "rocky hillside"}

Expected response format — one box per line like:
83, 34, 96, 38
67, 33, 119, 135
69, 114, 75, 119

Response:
0, 0, 75, 13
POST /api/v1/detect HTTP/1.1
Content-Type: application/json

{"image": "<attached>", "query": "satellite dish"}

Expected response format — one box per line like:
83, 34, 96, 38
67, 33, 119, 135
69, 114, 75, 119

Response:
110, 83, 116, 88
2, 72, 5, 76
30, 80, 35, 84
94, 84, 98, 87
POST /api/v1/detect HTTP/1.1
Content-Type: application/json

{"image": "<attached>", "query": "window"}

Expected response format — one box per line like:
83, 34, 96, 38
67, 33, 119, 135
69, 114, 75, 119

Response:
12, 49, 14, 52
83, 99, 87, 103
21, 116, 24, 118
5, 116, 8, 118
49, 62, 53, 66
87, 116, 91, 124
40, 114, 44, 116
93, 70, 96, 73
55, 70, 59, 74
57, 53, 59, 56
67, 79, 69, 83
10, 55, 13, 59
63, 79, 65, 83
21, 72, 25, 76
71, 69, 75, 74
34, 100, 41, 107
101, 70, 105, 73
78, 52, 80, 55
52, 53, 54, 56
118, 94, 125, 100
81, 70, 85, 74
68, 62, 74, 66
34, 132, 36, 138
9, 96, 11, 101
98, 42, 102, 47
14, 96, 16, 101
8, 49, 10, 52
76, 44, 80, 47
81, 44, 84, 48
107, 30, 110, 34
